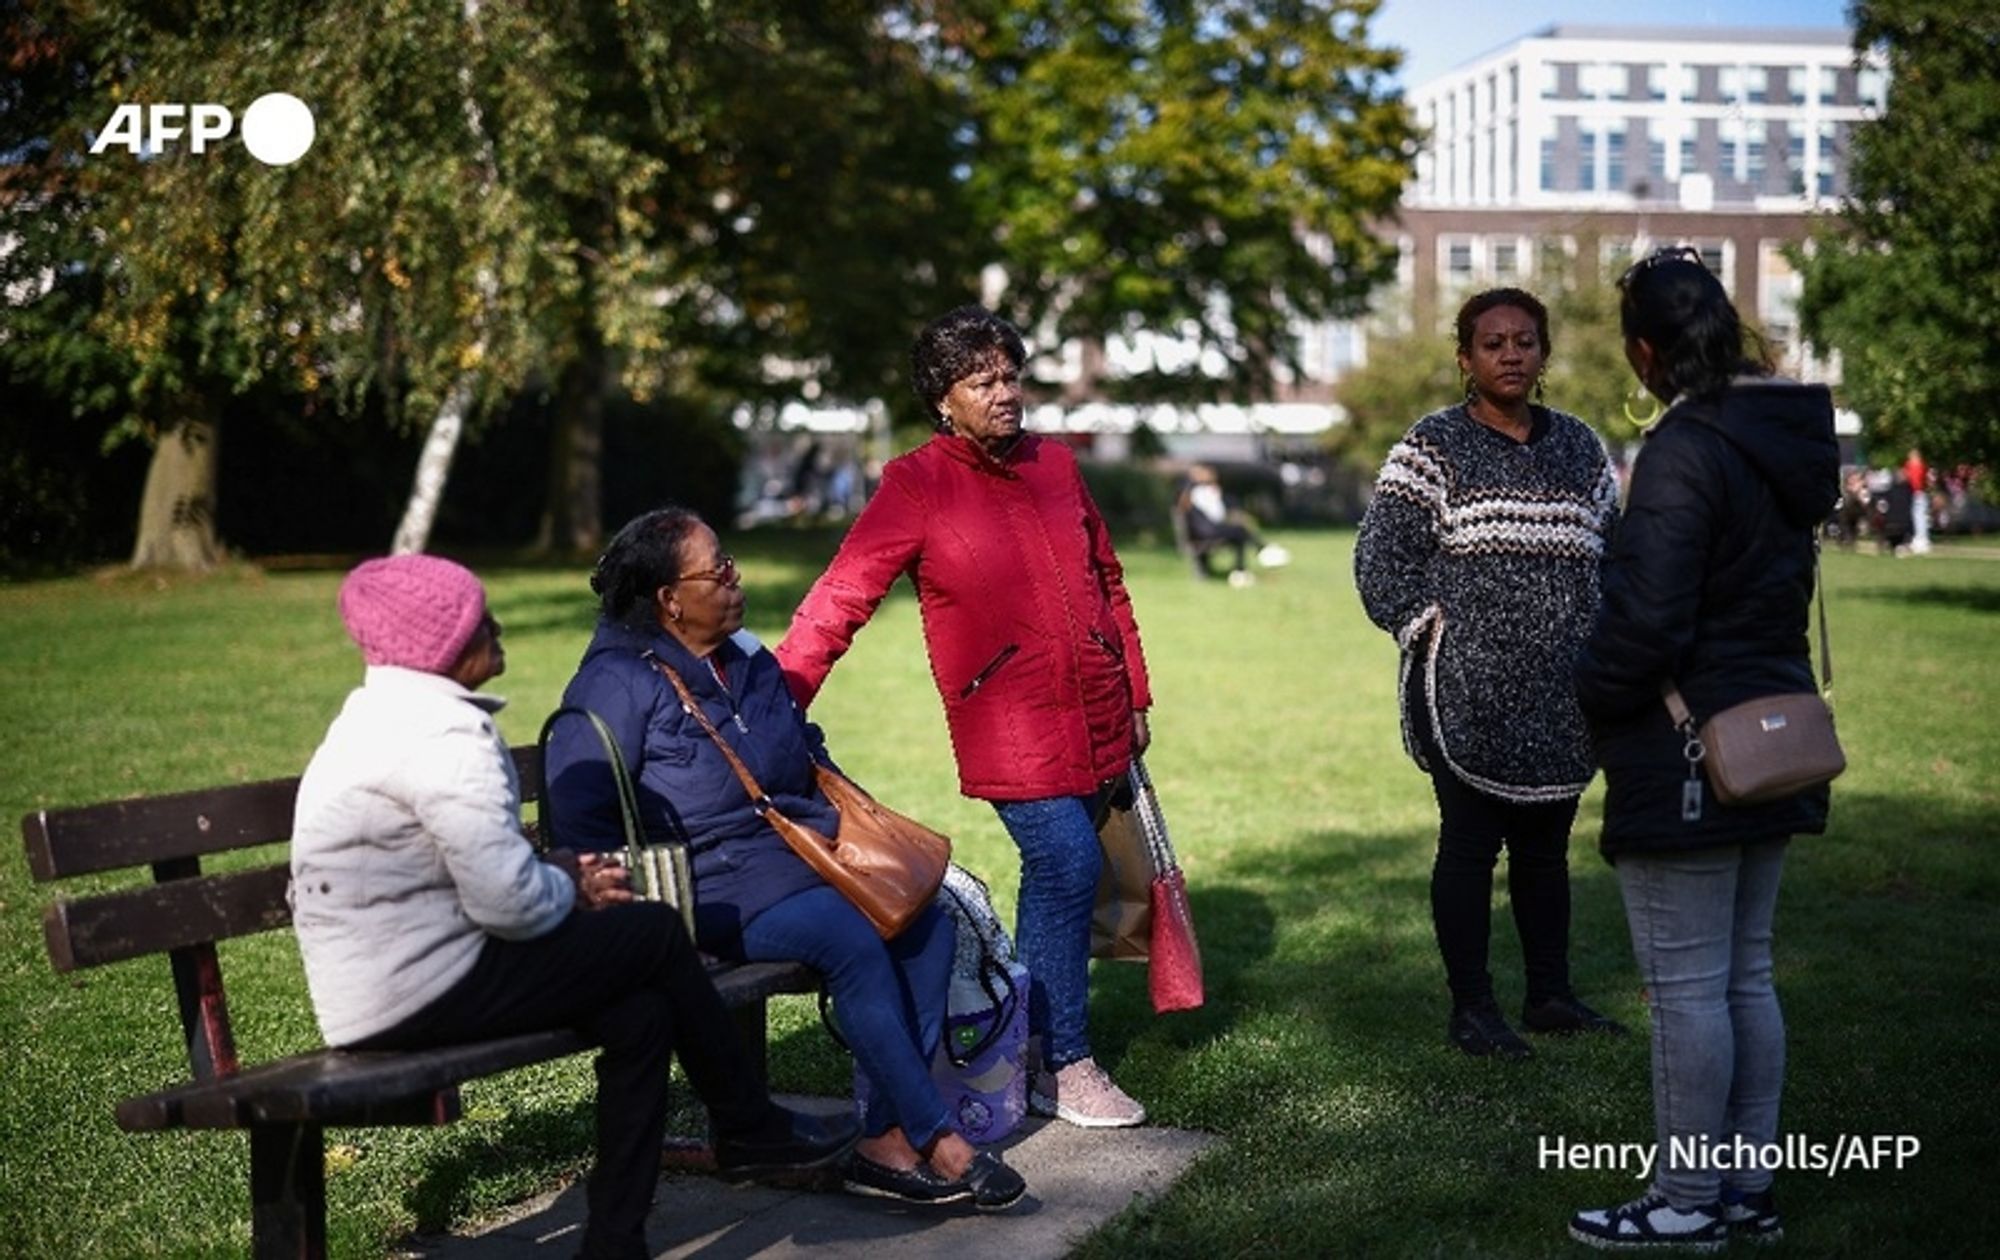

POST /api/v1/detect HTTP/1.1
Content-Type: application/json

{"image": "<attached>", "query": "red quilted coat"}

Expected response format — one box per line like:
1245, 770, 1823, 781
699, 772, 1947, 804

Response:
777, 432, 1152, 801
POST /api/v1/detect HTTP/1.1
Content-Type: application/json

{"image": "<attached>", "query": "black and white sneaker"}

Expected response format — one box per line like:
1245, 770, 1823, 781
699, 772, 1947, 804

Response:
1569, 1190, 1727, 1252
1721, 1184, 1783, 1244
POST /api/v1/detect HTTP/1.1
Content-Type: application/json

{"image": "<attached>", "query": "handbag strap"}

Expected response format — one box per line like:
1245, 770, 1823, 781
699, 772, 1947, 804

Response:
536, 706, 645, 858
1129, 755, 1179, 874
644, 652, 778, 815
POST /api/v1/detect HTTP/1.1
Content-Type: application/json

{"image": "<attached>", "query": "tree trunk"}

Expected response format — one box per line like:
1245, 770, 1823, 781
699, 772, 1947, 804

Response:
390, 374, 477, 555
534, 329, 610, 556
129, 416, 222, 571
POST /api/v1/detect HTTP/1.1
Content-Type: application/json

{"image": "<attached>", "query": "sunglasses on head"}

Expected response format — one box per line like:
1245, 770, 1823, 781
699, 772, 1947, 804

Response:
1618, 244, 1707, 288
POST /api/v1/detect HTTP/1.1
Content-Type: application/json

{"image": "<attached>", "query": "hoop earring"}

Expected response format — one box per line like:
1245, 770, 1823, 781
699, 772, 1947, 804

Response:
1622, 388, 1663, 428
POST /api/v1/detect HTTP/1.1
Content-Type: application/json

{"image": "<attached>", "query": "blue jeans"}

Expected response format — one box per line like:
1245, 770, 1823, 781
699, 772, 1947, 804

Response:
993, 795, 1101, 1069
739, 886, 955, 1148
1616, 841, 1788, 1206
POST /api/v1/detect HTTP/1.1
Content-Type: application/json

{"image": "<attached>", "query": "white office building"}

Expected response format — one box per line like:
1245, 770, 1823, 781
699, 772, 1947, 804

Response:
1392, 24, 1884, 360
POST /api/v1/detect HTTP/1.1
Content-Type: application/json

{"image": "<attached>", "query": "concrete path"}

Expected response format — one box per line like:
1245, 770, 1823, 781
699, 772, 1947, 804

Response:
407, 1097, 1217, 1260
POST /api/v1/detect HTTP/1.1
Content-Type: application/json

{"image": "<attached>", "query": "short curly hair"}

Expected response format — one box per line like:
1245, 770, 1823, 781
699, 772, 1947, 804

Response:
590, 506, 704, 627
910, 306, 1026, 427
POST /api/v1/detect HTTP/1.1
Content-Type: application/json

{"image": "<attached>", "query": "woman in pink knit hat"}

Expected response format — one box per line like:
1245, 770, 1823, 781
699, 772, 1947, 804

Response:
291, 554, 856, 1260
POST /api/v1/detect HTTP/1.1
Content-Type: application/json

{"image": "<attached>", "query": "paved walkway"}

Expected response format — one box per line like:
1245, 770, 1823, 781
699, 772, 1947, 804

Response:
409, 1097, 1217, 1260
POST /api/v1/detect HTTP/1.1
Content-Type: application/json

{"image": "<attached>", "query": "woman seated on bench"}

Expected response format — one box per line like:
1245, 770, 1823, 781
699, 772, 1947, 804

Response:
544, 507, 1028, 1212
291, 554, 857, 1260
1179, 463, 1289, 587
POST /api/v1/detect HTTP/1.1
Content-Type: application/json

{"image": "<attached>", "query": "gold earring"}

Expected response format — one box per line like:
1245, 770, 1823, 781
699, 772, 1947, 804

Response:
1623, 387, 1663, 428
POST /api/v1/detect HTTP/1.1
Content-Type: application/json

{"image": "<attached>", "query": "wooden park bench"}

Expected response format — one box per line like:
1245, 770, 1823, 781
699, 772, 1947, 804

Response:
22, 744, 818, 1260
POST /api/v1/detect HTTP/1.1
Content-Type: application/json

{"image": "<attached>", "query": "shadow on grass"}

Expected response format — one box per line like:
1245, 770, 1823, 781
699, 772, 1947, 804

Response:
1843, 583, 2000, 614
399, 1094, 595, 1233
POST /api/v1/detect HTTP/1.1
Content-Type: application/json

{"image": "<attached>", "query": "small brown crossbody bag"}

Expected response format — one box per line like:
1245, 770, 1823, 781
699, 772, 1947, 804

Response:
1663, 546, 1846, 819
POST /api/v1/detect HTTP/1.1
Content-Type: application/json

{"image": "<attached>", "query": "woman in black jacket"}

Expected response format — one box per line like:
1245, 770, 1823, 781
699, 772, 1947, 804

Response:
1568, 248, 1838, 1252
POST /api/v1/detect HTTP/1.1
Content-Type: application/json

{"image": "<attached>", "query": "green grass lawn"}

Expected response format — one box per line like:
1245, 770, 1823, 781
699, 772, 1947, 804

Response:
3, 530, 1996, 1257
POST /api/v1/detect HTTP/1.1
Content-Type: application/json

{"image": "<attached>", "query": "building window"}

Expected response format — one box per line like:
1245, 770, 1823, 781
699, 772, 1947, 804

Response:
1682, 64, 1704, 102
1540, 62, 1563, 100
1492, 239, 1519, 277
1819, 66, 1842, 105
1607, 122, 1628, 192
1719, 66, 1743, 105
1442, 237, 1475, 279
1638, 64, 1666, 102
1785, 124, 1807, 195
1747, 128, 1766, 188
1747, 67, 1770, 105
1509, 65, 1519, 106
1578, 123, 1600, 191
1721, 117, 1750, 183
1696, 239, 1729, 284
1539, 118, 1559, 191
1817, 122, 1847, 197
1858, 66, 1886, 111
1581, 62, 1621, 100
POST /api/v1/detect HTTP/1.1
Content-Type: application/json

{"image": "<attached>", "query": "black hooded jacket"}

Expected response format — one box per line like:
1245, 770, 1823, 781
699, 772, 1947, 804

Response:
1576, 379, 1840, 857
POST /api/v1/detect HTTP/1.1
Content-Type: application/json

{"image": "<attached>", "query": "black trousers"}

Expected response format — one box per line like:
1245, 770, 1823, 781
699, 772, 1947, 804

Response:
1414, 712, 1579, 1010
350, 903, 773, 1260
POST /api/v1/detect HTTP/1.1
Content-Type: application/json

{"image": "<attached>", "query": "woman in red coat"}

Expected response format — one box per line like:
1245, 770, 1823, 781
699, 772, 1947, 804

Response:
778, 306, 1153, 1128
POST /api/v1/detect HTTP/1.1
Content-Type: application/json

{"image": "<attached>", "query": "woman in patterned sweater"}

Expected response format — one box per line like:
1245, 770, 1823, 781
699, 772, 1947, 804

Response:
1354, 287, 1626, 1059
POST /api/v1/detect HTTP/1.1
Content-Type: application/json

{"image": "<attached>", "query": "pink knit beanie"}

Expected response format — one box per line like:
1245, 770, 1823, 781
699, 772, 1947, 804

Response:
337, 555, 488, 674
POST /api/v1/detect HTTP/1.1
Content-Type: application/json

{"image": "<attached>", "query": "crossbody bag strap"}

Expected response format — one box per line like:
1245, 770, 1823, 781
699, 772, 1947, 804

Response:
643, 652, 776, 812
1813, 542, 1834, 699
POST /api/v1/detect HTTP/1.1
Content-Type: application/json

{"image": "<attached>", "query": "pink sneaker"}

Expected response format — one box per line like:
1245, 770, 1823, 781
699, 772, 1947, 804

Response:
1028, 1056, 1146, 1128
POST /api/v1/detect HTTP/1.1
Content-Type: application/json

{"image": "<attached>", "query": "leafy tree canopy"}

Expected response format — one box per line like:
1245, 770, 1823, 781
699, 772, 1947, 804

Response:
1793, 0, 2000, 471
945, 0, 1419, 399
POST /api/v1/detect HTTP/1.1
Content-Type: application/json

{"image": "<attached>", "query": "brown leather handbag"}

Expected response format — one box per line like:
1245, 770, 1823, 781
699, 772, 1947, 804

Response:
1663, 547, 1846, 816
649, 656, 949, 938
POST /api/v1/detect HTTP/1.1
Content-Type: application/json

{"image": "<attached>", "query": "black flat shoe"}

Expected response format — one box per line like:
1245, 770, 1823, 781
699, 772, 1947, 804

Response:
1522, 993, 1628, 1037
842, 1153, 973, 1205
714, 1106, 859, 1183
1448, 1004, 1533, 1059
942, 1150, 1027, 1213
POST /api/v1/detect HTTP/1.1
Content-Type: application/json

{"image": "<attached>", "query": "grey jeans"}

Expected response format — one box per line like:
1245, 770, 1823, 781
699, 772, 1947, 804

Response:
1616, 840, 1788, 1206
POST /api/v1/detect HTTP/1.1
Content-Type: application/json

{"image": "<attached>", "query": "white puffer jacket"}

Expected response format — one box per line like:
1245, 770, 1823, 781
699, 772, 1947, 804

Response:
290, 666, 573, 1045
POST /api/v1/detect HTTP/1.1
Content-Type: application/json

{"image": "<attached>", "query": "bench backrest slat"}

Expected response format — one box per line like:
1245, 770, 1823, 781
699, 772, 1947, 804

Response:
23, 779, 301, 881
24, 746, 546, 884
44, 864, 294, 972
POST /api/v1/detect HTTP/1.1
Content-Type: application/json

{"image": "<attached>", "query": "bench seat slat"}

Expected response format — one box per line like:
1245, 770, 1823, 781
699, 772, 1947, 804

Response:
113, 960, 819, 1131
44, 864, 293, 972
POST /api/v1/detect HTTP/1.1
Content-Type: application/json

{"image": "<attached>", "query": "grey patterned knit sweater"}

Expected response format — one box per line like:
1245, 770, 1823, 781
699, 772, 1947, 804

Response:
1354, 404, 1619, 802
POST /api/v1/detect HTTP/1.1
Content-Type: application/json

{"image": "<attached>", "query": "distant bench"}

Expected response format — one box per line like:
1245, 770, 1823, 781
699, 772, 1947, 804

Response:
21, 745, 817, 1260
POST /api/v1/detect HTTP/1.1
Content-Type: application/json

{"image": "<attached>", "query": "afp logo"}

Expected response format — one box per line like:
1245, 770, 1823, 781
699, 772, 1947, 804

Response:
89, 92, 316, 166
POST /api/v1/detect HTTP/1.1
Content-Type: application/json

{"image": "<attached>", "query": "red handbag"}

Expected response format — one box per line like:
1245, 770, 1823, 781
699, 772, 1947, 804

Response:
1130, 756, 1204, 1013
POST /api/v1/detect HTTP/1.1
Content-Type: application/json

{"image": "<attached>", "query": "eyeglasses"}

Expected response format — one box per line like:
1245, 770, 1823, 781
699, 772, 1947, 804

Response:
1618, 245, 1707, 289
674, 554, 739, 587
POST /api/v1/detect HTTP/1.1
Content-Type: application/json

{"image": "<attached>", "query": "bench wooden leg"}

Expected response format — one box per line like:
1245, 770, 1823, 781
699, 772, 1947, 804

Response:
250, 1122, 327, 1260
730, 996, 771, 1090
